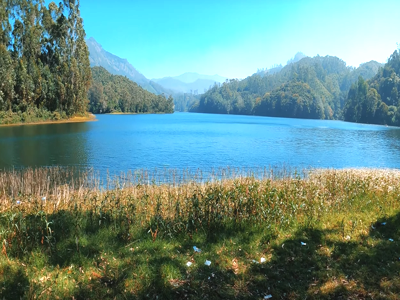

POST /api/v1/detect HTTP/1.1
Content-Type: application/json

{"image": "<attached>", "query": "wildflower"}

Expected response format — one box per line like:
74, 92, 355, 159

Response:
205, 260, 211, 266
16, 200, 21, 205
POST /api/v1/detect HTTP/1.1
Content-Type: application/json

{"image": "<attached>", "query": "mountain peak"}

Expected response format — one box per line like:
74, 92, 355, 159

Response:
87, 36, 97, 42
86, 37, 102, 48
86, 38, 150, 88
287, 52, 307, 65
86, 38, 173, 96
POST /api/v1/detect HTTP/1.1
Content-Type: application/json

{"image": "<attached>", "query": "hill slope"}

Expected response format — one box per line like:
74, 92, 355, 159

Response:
343, 50, 400, 126
86, 38, 201, 111
191, 54, 383, 120
88, 67, 174, 114
86, 38, 170, 95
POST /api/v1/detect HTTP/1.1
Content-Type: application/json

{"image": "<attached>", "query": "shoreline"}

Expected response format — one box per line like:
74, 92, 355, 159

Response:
107, 112, 139, 115
106, 112, 173, 115
187, 112, 399, 128
0, 114, 97, 127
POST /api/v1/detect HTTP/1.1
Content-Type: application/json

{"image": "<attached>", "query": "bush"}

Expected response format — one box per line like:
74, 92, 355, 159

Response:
52, 111, 62, 121
0, 107, 67, 125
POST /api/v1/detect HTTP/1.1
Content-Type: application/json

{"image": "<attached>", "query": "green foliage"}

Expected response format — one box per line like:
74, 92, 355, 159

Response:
254, 82, 325, 119
192, 56, 381, 120
173, 93, 200, 112
0, 0, 91, 124
88, 67, 174, 114
343, 49, 400, 126
0, 106, 67, 125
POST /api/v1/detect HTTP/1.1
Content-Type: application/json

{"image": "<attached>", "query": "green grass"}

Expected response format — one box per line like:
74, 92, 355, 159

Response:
0, 168, 400, 299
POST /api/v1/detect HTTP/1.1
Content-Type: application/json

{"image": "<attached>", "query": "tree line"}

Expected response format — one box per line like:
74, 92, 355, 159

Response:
0, 0, 91, 123
0, 1, 173, 124
1, 0, 396, 125
190, 54, 386, 124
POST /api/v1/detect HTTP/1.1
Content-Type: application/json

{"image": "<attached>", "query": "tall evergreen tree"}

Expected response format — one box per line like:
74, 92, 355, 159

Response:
0, 0, 91, 124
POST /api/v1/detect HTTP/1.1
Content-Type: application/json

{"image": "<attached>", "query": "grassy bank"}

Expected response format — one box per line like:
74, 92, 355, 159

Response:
0, 168, 400, 299
0, 108, 96, 126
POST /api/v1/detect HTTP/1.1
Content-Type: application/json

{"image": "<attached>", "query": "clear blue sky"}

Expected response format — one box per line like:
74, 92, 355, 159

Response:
66, 0, 400, 79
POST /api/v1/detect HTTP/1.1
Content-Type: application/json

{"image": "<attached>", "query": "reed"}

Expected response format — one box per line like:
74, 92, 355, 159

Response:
1, 167, 399, 299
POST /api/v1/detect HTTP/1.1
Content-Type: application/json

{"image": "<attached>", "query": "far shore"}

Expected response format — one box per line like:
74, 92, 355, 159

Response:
106, 112, 173, 115
107, 112, 139, 115
0, 114, 97, 127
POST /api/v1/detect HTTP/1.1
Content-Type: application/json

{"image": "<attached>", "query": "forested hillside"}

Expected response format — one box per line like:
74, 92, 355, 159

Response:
88, 67, 174, 114
343, 50, 400, 126
0, 0, 91, 124
191, 55, 382, 120
86, 38, 202, 112
253, 81, 325, 119
87, 37, 171, 96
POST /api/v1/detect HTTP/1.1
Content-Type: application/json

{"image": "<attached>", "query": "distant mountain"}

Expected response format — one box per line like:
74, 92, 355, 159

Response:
153, 72, 228, 94
153, 77, 221, 94
172, 72, 227, 84
152, 77, 190, 93
257, 52, 307, 77
187, 79, 222, 93
287, 52, 307, 65
86, 37, 171, 95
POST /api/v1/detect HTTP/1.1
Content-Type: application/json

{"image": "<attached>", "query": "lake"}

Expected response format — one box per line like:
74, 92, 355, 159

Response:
1, 113, 400, 176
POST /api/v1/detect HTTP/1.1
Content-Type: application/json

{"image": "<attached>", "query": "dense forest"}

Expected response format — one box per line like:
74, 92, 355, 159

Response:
0, 1, 175, 124
253, 81, 325, 119
88, 67, 174, 114
0, 0, 91, 124
343, 50, 400, 126
191, 54, 383, 121
1, 0, 397, 125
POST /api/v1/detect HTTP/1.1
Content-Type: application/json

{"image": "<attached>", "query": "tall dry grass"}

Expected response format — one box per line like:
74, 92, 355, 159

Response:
1, 167, 399, 254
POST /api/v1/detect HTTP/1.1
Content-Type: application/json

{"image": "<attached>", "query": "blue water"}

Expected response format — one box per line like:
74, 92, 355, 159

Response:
1, 113, 400, 174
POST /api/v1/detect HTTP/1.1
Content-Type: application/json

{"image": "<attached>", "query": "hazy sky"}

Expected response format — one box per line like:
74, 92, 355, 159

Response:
70, 0, 399, 79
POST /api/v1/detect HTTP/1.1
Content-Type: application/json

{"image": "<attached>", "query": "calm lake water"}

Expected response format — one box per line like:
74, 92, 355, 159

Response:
1, 113, 400, 176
